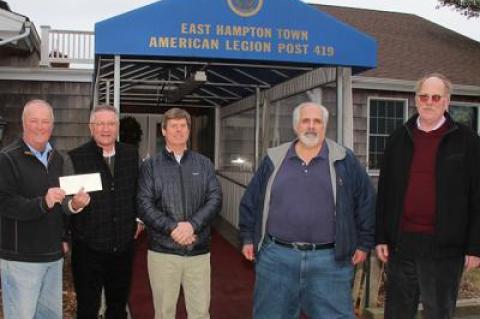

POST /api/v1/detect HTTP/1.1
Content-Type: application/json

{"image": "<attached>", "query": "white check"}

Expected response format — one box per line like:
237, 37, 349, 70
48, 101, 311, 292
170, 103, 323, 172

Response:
59, 173, 103, 195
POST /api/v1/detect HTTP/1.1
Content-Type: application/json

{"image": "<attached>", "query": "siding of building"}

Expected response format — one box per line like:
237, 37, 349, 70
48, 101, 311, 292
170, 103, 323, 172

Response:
0, 80, 91, 151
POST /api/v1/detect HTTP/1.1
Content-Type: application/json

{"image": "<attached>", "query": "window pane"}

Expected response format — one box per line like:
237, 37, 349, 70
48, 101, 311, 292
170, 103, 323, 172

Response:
370, 101, 377, 117
378, 118, 385, 133
378, 102, 386, 117
370, 118, 378, 134
369, 136, 376, 152
368, 99, 407, 170
220, 110, 255, 172
395, 102, 404, 117
449, 105, 479, 132
386, 101, 395, 118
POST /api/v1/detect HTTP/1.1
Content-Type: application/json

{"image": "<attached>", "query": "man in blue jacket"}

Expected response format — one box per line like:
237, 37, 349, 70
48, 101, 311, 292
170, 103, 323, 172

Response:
239, 101, 375, 319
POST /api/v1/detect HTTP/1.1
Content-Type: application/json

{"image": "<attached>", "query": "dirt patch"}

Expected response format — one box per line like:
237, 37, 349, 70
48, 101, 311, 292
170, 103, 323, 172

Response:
63, 253, 77, 318
460, 269, 480, 299
376, 268, 480, 306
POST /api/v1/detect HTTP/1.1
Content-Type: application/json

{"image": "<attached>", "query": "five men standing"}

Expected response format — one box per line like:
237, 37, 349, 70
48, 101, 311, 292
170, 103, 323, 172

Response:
137, 108, 222, 319
2, 75, 479, 318
376, 73, 480, 318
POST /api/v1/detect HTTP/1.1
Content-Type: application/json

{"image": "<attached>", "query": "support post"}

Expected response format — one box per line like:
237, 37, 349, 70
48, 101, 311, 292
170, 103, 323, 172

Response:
336, 67, 344, 144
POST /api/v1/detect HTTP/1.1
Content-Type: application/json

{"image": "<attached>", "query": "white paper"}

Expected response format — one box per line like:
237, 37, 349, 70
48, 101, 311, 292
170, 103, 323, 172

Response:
59, 173, 103, 195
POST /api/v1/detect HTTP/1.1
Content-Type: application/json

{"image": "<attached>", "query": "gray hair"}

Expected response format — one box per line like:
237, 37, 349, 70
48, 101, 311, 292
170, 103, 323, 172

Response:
89, 105, 119, 123
22, 99, 54, 123
162, 108, 191, 129
415, 73, 452, 99
292, 102, 329, 130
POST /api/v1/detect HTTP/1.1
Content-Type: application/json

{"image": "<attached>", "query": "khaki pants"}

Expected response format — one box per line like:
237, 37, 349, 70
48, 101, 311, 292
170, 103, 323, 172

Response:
148, 250, 211, 319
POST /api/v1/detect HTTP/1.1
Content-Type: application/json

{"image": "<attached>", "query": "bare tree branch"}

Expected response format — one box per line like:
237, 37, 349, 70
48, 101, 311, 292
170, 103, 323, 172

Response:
437, 0, 480, 18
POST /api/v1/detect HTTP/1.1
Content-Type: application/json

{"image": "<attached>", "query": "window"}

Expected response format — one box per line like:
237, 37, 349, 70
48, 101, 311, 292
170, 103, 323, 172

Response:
220, 109, 256, 172
449, 103, 480, 134
367, 98, 408, 170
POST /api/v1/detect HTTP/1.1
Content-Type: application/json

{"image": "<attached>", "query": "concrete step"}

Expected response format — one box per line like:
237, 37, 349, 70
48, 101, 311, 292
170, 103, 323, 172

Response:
362, 298, 480, 319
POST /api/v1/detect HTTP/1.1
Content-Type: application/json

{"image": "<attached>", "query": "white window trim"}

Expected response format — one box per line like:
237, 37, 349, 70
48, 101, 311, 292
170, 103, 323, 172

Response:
366, 96, 409, 175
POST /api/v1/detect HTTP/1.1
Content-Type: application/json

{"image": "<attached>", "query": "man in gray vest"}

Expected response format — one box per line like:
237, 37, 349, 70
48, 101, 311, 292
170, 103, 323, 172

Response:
240, 101, 375, 318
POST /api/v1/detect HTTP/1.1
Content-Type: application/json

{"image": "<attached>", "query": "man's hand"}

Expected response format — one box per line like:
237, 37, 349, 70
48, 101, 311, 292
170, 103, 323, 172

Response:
242, 244, 255, 261
45, 187, 66, 209
352, 249, 368, 265
71, 188, 90, 212
134, 222, 144, 239
62, 241, 70, 254
171, 222, 195, 246
465, 255, 480, 271
376, 244, 389, 263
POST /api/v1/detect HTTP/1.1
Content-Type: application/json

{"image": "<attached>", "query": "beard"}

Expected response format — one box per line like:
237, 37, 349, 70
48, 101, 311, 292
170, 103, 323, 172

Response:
298, 131, 321, 148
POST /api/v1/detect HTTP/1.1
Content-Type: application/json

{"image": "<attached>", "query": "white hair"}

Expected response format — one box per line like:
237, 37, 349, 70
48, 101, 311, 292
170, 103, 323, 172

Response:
22, 99, 54, 124
292, 102, 329, 130
89, 105, 119, 123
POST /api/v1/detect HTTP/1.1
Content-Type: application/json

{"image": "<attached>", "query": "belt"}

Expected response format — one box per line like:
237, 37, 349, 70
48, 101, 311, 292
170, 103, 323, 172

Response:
269, 235, 334, 251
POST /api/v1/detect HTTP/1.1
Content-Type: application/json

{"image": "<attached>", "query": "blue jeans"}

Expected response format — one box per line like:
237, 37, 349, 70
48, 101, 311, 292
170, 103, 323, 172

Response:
253, 240, 355, 319
1, 258, 63, 319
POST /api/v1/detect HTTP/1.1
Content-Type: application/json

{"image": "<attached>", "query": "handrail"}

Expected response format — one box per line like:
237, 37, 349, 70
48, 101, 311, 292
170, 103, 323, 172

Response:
216, 172, 248, 189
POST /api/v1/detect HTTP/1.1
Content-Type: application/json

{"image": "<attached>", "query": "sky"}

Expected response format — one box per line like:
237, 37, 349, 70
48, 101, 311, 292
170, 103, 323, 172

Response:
6, 0, 480, 42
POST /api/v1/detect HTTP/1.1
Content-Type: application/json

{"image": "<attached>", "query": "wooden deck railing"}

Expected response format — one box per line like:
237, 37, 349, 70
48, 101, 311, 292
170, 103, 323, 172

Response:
40, 26, 94, 67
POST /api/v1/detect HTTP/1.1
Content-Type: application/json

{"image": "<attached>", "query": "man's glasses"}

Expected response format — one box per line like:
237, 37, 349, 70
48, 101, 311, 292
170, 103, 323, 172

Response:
91, 121, 117, 128
417, 94, 444, 103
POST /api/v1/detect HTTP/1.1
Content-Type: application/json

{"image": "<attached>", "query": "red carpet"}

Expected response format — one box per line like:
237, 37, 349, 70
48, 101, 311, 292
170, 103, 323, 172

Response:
129, 231, 255, 319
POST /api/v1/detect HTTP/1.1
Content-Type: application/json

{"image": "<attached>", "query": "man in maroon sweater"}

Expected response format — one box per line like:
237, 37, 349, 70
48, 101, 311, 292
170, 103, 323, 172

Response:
376, 73, 480, 319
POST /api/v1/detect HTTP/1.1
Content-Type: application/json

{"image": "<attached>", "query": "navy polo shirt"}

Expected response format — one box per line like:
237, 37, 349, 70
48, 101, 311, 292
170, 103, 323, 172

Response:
267, 142, 336, 244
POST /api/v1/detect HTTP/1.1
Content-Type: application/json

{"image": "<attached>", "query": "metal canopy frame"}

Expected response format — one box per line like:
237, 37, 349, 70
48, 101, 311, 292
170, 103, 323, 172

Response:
94, 55, 316, 109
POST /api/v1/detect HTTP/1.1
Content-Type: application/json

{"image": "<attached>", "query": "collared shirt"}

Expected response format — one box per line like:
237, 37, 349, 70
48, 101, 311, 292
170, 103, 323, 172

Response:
165, 145, 185, 163
103, 147, 116, 175
416, 115, 446, 132
267, 141, 336, 244
26, 142, 52, 168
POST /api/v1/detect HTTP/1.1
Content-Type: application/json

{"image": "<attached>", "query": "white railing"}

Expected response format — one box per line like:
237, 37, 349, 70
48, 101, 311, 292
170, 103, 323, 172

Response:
40, 26, 94, 67
217, 171, 253, 228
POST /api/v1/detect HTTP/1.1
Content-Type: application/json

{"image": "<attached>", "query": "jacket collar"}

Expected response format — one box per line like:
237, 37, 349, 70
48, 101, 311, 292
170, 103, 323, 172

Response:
404, 112, 457, 134
20, 139, 54, 157
162, 146, 190, 162
267, 138, 347, 169
86, 139, 119, 157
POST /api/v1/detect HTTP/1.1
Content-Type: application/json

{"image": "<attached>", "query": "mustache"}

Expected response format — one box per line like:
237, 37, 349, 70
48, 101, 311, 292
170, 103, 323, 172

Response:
302, 131, 318, 137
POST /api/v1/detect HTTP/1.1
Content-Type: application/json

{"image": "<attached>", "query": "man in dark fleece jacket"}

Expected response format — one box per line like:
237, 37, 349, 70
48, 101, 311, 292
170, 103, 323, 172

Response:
0, 99, 89, 319
376, 73, 480, 319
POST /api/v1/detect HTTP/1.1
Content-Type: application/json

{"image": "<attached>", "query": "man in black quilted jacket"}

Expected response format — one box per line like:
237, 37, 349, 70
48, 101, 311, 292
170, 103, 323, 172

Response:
138, 107, 222, 319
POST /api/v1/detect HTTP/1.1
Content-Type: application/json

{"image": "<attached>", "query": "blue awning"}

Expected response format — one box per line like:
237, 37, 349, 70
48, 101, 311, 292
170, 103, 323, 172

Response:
95, 0, 376, 70
93, 0, 377, 109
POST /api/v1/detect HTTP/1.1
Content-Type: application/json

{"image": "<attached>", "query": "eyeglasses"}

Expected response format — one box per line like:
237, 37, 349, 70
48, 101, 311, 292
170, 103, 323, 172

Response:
417, 94, 444, 103
91, 121, 117, 128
